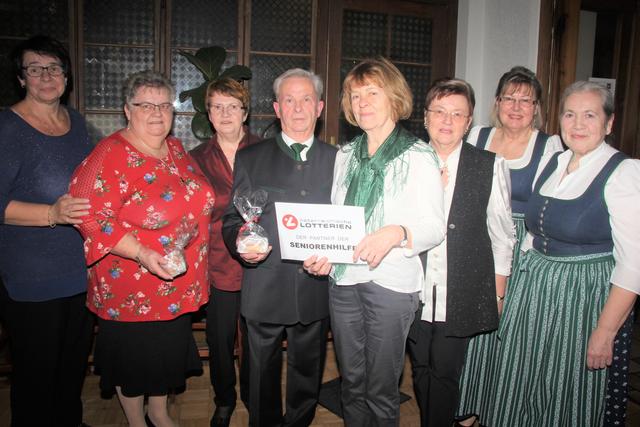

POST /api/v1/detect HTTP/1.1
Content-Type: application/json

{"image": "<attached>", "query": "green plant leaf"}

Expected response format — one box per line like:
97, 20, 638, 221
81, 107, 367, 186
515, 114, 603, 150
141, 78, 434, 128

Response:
191, 82, 208, 113
178, 51, 211, 80
178, 46, 227, 80
219, 65, 253, 81
196, 46, 227, 80
179, 81, 208, 113
191, 112, 213, 141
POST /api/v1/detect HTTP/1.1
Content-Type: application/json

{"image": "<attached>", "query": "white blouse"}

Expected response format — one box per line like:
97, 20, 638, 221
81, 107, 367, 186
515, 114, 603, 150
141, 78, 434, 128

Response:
521, 142, 640, 295
466, 126, 564, 185
331, 140, 446, 294
421, 143, 516, 322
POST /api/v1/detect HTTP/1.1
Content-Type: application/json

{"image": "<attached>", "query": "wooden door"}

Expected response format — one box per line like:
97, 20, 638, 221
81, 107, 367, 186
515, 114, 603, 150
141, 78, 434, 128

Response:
316, 0, 458, 145
537, 0, 640, 157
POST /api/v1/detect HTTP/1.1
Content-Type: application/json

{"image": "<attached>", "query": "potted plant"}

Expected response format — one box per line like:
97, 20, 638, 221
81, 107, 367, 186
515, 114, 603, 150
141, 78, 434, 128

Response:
179, 46, 252, 140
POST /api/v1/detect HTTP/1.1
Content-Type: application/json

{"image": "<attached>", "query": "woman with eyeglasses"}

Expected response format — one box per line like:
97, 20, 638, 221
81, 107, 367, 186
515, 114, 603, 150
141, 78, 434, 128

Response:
455, 66, 563, 426
478, 81, 639, 426
406, 78, 515, 427
0, 35, 93, 427
70, 70, 215, 427
189, 78, 260, 426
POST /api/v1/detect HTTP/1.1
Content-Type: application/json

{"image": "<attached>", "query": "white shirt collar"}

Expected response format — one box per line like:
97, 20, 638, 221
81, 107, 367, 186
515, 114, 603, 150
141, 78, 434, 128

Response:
281, 132, 314, 149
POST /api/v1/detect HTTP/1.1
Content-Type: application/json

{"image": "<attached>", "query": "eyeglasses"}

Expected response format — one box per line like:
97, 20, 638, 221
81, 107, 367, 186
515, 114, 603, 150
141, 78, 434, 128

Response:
131, 102, 174, 113
22, 64, 65, 77
499, 96, 537, 109
209, 103, 245, 115
426, 108, 469, 123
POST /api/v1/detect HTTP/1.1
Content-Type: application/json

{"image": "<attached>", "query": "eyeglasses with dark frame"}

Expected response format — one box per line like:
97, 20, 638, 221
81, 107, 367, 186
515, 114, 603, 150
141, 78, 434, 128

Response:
22, 64, 65, 78
131, 102, 175, 113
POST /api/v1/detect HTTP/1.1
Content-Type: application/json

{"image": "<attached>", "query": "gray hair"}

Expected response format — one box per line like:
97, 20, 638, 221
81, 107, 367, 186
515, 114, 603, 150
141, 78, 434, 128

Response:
273, 68, 323, 100
123, 70, 175, 105
559, 80, 614, 120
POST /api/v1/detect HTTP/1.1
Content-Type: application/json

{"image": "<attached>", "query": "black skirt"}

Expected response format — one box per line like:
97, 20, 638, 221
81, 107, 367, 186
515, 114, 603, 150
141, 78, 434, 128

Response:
94, 314, 202, 397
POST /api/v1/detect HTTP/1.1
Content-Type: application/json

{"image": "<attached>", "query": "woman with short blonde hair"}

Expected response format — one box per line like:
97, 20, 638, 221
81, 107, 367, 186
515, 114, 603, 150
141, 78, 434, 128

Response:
305, 57, 445, 426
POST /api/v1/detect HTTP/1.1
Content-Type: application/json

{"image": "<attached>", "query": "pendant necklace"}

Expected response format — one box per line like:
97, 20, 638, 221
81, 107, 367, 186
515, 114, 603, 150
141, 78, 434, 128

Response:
158, 147, 187, 185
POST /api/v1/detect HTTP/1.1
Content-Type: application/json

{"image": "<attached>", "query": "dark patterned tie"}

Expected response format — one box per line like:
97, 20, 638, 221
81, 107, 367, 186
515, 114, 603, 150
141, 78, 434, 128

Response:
291, 143, 306, 161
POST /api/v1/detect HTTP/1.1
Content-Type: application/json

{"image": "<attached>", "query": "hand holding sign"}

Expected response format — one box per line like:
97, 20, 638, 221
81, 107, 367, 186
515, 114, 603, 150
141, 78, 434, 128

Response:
274, 202, 366, 264
303, 255, 332, 276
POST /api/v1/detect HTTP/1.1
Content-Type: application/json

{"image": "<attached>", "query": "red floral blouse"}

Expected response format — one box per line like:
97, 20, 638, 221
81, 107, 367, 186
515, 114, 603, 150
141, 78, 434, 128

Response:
70, 131, 215, 322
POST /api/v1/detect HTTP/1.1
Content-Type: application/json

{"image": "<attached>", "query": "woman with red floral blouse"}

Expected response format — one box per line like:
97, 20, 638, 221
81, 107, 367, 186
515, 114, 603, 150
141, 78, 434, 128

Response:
70, 70, 214, 427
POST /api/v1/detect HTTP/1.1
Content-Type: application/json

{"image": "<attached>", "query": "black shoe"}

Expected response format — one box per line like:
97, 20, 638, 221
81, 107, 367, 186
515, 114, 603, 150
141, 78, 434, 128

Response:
210, 405, 235, 427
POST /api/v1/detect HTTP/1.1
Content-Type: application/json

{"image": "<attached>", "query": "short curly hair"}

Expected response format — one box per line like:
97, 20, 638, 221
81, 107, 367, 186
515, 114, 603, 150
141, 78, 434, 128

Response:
123, 70, 175, 105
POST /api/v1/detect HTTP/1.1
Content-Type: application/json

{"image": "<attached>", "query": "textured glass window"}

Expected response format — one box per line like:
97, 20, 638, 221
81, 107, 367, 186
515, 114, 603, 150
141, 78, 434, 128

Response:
83, 0, 154, 45
251, 0, 312, 53
248, 0, 314, 134
170, 0, 240, 147
249, 55, 311, 115
0, 0, 68, 40
84, 113, 127, 145
174, 114, 203, 151
171, 0, 237, 49
396, 63, 431, 119
338, 9, 434, 143
390, 15, 432, 63
0, 0, 69, 107
84, 46, 155, 110
342, 10, 387, 59
82, 0, 156, 142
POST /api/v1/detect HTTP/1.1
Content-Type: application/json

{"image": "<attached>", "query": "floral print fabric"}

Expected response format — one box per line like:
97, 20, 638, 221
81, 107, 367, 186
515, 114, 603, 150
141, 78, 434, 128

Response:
70, 131, 215, 322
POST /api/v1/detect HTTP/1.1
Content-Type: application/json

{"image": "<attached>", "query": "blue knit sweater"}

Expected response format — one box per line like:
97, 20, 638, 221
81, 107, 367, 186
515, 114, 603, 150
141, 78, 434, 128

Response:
0, 108, 92, 301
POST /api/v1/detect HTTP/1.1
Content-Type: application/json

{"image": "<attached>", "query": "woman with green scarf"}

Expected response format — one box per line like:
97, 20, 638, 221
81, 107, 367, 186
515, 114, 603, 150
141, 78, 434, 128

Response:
305, 57, 445, 426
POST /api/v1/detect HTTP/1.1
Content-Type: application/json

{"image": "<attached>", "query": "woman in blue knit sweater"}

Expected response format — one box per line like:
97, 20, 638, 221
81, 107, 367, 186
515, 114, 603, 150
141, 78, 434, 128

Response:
0, 35, 93, 427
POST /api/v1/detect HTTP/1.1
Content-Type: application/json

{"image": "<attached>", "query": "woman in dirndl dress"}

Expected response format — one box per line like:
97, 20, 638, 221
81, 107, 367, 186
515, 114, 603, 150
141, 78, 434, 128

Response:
456, 66, 562, 426
482, 81, 639, 426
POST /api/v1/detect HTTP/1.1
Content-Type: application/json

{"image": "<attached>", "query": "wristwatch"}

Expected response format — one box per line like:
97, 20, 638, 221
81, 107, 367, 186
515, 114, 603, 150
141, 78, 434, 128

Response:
399, 225, 408, 248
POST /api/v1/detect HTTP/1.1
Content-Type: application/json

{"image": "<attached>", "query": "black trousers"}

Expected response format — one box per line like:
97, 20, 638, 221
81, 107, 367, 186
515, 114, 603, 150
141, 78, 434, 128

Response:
206, 286, 250, 408
0, 284, 94, 427
406, 310, 470, 427
246, 317, 329, 427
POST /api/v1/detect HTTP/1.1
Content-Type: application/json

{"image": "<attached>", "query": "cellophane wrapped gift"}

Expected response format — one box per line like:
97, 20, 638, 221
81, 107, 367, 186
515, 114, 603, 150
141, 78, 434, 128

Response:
163, 221, 198, 277
233, 189, 269, 253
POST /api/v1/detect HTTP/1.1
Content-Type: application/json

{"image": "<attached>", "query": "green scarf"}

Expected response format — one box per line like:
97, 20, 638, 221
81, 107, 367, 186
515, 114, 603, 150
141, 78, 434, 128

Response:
334, 125, 420, 279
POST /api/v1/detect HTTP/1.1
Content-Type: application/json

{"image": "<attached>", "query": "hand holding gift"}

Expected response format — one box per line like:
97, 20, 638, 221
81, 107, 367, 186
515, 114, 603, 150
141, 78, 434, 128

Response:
162, 221, 198, 277
233, 189, 269, 254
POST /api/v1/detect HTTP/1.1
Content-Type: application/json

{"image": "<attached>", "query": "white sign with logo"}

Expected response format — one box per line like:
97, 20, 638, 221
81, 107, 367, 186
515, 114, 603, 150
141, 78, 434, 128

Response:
274, 202, 366, 264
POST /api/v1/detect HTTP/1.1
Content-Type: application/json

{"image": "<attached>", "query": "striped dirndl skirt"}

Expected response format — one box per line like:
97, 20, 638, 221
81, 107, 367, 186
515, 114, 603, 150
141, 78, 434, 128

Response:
456, 214, 526, 422
485, 249, 614, 427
